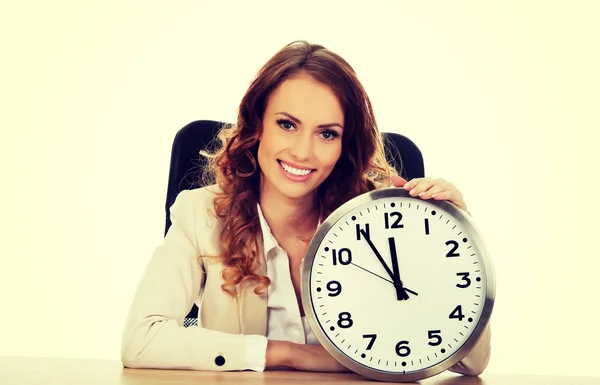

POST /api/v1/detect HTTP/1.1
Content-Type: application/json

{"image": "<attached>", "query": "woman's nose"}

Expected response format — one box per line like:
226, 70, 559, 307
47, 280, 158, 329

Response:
289, 133, 313, 161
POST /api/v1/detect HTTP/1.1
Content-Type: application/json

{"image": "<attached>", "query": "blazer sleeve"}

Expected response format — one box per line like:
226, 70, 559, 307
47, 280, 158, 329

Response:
120, 189, 267, 371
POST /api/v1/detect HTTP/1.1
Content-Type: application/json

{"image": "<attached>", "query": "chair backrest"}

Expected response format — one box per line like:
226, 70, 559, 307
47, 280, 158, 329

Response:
164, 120, 425, 236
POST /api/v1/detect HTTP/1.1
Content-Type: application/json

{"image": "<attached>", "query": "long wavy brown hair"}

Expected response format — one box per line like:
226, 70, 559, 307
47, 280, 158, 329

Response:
200, 40, 399, 297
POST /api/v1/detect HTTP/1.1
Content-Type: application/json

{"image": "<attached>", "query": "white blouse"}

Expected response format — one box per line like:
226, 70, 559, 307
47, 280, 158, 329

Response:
242, 204, 321, 371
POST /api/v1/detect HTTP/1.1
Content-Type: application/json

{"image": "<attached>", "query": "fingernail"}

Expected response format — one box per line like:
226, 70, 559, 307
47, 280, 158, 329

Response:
404, 184, 410, 189
410, 189, 417, 196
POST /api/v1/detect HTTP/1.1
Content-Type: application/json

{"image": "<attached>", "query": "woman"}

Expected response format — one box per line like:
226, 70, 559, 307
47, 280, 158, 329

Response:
121, 40, 491, 375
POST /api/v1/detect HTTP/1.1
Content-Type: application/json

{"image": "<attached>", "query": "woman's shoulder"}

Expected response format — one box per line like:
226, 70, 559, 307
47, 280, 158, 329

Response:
171, 184, 223, 224
171, 185, 224, 242
174, 184, 222, 207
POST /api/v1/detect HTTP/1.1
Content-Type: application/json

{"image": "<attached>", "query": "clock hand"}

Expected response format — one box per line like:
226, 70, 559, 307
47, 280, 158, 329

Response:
389, 237, 410, 300
404, 287, 419, 296
350, 262, 394, 284
359, 229, 395, 280
350, 262, 419, 296
359, 229, 413, 300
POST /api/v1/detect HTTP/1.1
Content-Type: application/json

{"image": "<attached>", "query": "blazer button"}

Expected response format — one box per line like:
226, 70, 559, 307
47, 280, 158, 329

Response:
215, 355, 225, 366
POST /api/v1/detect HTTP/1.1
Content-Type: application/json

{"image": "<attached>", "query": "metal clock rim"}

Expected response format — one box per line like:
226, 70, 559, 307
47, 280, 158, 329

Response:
300, 187, 496, 382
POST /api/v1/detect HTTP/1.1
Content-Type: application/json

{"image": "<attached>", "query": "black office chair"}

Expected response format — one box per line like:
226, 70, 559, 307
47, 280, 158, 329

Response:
164, 119, 425, 327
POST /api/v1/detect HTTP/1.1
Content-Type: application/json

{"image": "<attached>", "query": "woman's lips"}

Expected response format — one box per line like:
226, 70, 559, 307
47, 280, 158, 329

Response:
277, 160, 315, 182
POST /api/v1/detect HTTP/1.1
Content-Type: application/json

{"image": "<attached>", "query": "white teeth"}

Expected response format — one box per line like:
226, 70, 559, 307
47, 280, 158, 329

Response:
280, 161, 312, 176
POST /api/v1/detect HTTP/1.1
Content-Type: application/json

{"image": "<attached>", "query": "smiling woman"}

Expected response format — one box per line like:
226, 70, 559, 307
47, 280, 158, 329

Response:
120, 40, 491, 376
258, 74, 344, 202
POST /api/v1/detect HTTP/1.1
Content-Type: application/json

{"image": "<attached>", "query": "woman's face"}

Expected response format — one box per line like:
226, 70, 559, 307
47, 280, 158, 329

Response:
257, 73, 344, 202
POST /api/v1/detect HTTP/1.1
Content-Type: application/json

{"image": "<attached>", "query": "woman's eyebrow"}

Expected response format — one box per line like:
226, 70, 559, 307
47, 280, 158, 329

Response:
276, 112, 344, 130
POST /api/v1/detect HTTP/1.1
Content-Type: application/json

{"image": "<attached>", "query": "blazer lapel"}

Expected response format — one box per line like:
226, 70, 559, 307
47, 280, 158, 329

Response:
238, 242, 268, 336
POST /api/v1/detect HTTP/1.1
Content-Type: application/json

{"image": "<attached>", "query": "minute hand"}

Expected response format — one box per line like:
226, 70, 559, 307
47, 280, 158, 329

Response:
359, 229, 394, 280
389, 237, 410, 301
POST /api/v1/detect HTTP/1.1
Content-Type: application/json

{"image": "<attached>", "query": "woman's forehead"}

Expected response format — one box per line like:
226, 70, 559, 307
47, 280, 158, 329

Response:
266, 75, 344, 125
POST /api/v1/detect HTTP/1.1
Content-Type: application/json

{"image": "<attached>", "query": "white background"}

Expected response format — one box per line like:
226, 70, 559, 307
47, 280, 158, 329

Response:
1, 0, 599, 377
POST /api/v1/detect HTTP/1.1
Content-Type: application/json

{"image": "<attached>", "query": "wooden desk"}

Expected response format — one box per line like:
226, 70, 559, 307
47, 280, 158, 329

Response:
0, 356, 598, 385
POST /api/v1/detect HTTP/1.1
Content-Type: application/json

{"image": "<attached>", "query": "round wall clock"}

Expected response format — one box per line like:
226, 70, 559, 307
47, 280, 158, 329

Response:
301, 187, 495, 382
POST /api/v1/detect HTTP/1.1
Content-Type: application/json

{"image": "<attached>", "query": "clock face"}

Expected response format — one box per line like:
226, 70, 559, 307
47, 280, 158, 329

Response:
301, 188, 495, 382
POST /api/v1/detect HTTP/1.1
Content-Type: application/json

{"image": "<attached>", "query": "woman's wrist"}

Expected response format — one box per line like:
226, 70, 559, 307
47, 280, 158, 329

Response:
265, 340, 293, 368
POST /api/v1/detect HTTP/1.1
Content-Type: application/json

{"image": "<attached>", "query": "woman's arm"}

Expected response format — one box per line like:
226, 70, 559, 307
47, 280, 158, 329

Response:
121, 189, 267, 372
266, 341, 350, 372
265, 340, 292, 368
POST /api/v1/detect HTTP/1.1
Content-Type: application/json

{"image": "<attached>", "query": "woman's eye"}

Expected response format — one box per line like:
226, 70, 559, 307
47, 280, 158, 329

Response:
320, 130, 339, 140
277, 119, 295, 130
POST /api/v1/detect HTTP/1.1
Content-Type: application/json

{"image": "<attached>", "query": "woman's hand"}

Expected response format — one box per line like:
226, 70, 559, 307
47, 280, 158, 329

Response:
391, 175, 470, 215
287, 344, 351, 373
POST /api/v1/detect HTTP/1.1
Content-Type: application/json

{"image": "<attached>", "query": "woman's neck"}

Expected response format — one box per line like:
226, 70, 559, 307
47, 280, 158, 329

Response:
258, 186, 321, 244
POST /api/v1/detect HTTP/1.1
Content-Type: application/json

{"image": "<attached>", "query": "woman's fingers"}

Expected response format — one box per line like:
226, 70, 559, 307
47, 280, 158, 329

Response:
404, 177, 440, 196
431, 190, 467, 211
401, 178, 467, 211
391, 175, 408, 187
